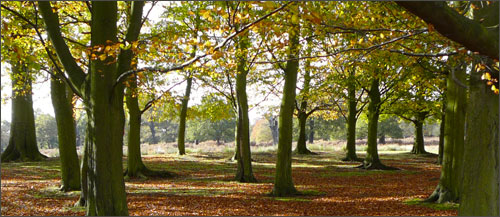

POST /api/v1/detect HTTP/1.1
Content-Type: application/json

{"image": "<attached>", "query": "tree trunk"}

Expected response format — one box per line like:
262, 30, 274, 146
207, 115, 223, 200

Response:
75, 127, 89, 207
177, 76, 193, 155
148, 121, 157, 144
295, 111, 312, 154
268, 116, 279, 146
411, 112, 428, 155
125, 74, 146, 178
343, 71, 360, 162
231, 123, 240, 161
271, 2, 300, 196
84, 2, 129, 215
39, 1, 146, 215
459, 3, 499, 213
438, 108, 445, 164
360, 78, 395, 170
378, 134, 386, 144
459, 61, 499, 215
1, 62, 46, 162
426, 62, 466, 204
50, 77, 80, 191
234, 26, 257, 183
124, 74, 173, 179
308, 119, 314, 144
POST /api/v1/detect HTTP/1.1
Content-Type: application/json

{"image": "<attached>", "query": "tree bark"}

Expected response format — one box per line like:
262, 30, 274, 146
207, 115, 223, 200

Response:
75, 127, 89, 207
359, 78, 396, 170
343, 70, 360, 162
177, 76, 192, 155
308, 119, 314, 144
411, 112, 428, 155
271, 2, 300, 196
459, 60, 499, 215
268, 116, 279, 146
50, 77, 80, 191
1, 62, 46, 162
426, 62, 466, 204
396, 1, 499, 60
378, 134, 386, 144
234, 25, 257, 183
148, 121, 157, 144
295, 111, 312, 154
438, 105, 445, 164
459, 3, 499, 214
40, 2, 146, 214
124, 74, 174, 179
125, 74, 146, 178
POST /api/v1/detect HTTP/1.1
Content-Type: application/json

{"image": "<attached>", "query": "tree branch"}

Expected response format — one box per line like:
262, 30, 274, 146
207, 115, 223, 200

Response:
115, 2, 292, 85
396, 1, 499, 60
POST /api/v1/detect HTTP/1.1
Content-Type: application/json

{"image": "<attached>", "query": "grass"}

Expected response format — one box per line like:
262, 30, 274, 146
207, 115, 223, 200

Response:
273, 197, 312, 202
33, 186, 80, 199
404, 198, 459, 210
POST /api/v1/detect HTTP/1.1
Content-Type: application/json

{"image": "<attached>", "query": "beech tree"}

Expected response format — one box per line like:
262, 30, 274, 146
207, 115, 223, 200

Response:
50, 76, 80, 191
271, 2, 300, 196
398, 1, 498, 215
1, 63, 46, 162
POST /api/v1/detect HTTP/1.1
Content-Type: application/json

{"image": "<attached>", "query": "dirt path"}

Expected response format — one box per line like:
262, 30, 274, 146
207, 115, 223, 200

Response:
1, 151, 456, 216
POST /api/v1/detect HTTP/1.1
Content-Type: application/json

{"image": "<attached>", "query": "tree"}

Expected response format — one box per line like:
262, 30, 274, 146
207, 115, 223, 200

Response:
234, 14, 257, 182
376, 115, 403, 144
40, 2, 141, 214
459, 2, 499, 215
398, 2, 499, 215
425, 59, 467, 204
1, 62, 46, 162
35, 112, 58, 149
271, 2, 300, 196
396, 1, 498, 60
250, 119, 273, 144
51, 76, 80, 191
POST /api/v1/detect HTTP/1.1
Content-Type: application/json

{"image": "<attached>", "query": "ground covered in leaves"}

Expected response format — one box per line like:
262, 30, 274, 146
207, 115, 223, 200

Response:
1, 150, 457, 216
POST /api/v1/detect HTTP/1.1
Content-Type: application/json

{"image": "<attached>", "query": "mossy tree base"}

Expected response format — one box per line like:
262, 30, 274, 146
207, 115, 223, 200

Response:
1, 145, 48, 162
424, 185, 457, 204
124, 164, 175, 180
410, 148, 429, 155
269, 187, 301, 197
59, 184, 80, 192
234, 172, 258, 183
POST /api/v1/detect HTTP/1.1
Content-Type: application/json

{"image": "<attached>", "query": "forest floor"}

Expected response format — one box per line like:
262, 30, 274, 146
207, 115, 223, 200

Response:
1, 148, 457, 216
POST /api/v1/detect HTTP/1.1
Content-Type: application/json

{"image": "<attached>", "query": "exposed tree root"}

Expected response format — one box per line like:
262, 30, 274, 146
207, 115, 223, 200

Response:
293, 148, 318, 155
124, 166, 175, 180
235, 173, 258, 183
356, 162, 400, 170
59, 184, 79, 192
1, 148, 48, 162
74, 196, 85, 207
410, 146, 430, 155
424, 185, 458, 203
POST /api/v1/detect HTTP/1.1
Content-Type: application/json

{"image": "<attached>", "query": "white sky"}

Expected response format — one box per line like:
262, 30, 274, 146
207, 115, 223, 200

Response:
0, 2, 282, 125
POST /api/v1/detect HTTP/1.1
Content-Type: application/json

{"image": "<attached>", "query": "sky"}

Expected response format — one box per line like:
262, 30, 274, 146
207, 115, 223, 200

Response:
0, 2, 282, 125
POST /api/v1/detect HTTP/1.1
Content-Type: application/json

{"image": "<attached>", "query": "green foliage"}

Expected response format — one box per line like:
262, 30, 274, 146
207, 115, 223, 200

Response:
34, 112, 58, 149
250, 119, 273, 144
186, 118, 236, 144
378, 115, 404, 139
